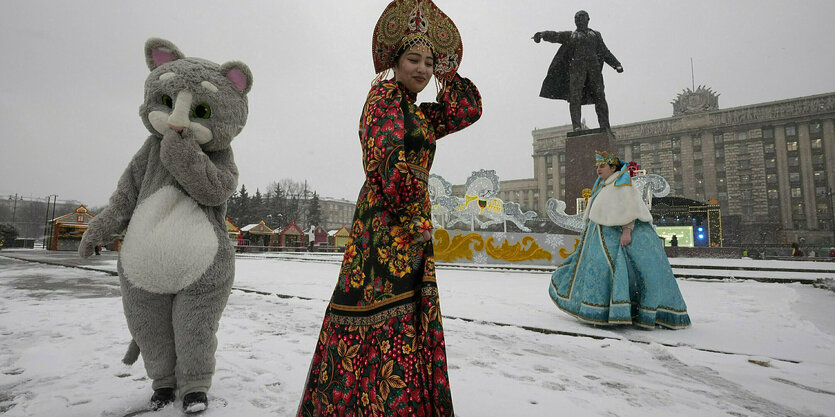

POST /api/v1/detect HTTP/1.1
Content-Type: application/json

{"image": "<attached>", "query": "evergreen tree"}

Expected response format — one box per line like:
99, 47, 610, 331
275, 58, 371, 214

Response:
226, 190, 240, 225
0, 223, 19, 249
267, 182, 286, 229
252, 188, 265, 224
237, 185, 251, 225
308, 192, 323, 227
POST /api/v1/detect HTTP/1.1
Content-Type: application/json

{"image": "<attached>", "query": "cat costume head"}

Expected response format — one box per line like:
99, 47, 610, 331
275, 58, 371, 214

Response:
140, 38, 252, 153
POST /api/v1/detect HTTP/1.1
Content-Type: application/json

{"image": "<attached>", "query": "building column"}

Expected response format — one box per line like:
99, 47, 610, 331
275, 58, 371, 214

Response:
534, 155, 548, 214
774, 124, 792, 229
622, 143, 633, 163
680, 136, 696, 197
823, 119, 835, 233
797, 122, 817, 229
701, 131, 716, 202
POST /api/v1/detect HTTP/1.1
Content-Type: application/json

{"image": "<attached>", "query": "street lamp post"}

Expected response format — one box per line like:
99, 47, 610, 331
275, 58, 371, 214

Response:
9, 193, 19, 226
42, 195, 52, 249
42, 195, 58, 249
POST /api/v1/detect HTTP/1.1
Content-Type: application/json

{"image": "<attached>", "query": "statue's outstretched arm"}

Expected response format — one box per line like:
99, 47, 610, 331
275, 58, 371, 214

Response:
534, 30, 571, 44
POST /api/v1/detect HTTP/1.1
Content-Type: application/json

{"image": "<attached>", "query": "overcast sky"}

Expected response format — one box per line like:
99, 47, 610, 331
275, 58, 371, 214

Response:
2, 0, 834, 207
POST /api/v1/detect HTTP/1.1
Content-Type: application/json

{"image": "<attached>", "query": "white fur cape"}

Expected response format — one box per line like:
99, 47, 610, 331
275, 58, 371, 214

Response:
583, 169, 653, 227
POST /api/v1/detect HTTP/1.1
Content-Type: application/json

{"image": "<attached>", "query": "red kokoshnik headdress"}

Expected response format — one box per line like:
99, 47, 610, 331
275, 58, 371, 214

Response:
372, 0, 462, 82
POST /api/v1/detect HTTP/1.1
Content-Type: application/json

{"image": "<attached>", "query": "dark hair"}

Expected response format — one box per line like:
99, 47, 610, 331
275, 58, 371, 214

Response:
392, 41, 437, 69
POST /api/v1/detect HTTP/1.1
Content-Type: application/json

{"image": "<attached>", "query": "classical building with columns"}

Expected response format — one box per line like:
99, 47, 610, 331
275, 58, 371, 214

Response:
319, 197, 356, 231
488, 89, 835, 247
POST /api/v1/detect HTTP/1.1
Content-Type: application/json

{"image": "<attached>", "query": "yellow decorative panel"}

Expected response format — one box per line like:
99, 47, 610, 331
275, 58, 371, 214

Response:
484, 236, 552, 262
433, 229, 485, 262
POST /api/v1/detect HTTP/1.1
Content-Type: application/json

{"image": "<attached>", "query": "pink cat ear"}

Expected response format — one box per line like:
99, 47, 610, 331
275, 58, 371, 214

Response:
226, 69, 247, 91
144, 38, 185, 71
152, 49, 177, 67
221, 61, 253, 94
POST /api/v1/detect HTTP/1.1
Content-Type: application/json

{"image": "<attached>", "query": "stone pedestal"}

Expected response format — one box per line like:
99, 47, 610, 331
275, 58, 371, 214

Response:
565, 128, 615, 214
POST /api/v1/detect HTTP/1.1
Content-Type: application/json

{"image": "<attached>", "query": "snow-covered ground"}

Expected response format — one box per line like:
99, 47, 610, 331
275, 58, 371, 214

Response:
1, 251, 834, 416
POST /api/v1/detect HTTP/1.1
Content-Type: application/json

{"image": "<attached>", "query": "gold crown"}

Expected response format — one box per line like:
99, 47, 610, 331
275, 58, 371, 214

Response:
594, 151, 619, 165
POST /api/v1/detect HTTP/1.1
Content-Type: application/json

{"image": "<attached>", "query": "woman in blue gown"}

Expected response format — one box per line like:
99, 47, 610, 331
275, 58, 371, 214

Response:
549, 152, 690, 329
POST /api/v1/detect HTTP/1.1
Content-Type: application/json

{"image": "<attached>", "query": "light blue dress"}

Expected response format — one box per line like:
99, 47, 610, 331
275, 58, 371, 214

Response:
548, 171, 691, 329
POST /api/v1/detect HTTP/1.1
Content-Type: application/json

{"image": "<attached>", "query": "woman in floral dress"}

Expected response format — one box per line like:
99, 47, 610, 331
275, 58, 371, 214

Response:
297, 1, 481, 416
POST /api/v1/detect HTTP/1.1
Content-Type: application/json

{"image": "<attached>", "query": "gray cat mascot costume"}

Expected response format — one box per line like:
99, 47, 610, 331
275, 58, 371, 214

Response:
79, 38, 252, 413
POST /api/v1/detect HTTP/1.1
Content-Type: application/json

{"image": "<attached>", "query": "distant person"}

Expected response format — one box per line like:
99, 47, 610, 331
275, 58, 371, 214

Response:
670, 234, 678, 247
808, 249, 816, 258
791, 242, 804, 257
549, 151, 690, 329
94, 244, 101, 256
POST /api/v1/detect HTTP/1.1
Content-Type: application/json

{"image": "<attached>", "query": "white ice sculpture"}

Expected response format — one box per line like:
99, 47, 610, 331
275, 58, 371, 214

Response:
429, 170, 537, 232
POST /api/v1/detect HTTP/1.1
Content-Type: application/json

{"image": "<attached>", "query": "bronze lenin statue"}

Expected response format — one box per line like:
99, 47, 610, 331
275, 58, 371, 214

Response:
534, 10, 623, 131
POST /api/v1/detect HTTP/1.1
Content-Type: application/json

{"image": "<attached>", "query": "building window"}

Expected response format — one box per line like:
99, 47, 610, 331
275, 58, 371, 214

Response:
812, 154, 825, 168
545, 154, 553, 165
739, 159, 751, 170
786, 140, 798, 152
672, 138, 681, 149
631, 143, 641, 157
693, 137, 702, 147
715, 148, 724, 158
763, 143, 775, 154
810, 121, 823, 136
767, 174, 778, 184
762, 127, 774, 139
789, 172, 801, 183
814, 170, 825, 183
693, 151, 703, 160
791, 187, 802, 198
673, 153, 681, 163
736, 131, 748, 141
793, 203, 804, 215
765, 158, 776, 169
768, 206, 780, 217
816, 186, 828, 197
713, 133, 723, 146
740, 175, 750, 184
767, 189, 779, 200
617, 145, 625, 156
558, 153, 565, 163
811, 138, 823, 150
788, 156, 800, 167
785, 125, 797, 137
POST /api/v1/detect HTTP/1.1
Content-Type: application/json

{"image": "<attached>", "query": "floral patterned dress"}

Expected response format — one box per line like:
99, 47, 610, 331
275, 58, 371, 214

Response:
298, 75, 481, 417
